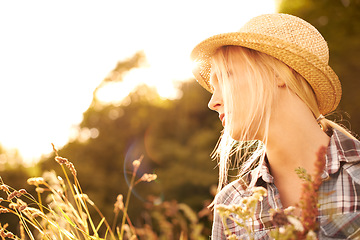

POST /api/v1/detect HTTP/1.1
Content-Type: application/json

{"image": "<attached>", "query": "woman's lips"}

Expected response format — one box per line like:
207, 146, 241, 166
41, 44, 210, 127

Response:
219, 113, 225, 126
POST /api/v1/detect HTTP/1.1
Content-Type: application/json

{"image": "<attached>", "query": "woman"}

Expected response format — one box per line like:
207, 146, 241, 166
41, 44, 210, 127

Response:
190, 14, 360, 239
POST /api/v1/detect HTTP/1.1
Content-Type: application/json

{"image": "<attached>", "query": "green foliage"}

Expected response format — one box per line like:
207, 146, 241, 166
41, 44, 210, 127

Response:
36, 50, 222, 236
278, 0, 360, 135
294, 167, 311, 182
0, 152, 211, 239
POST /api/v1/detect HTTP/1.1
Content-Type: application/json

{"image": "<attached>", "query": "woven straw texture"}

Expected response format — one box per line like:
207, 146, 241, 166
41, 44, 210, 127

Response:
190, 13, 341, 114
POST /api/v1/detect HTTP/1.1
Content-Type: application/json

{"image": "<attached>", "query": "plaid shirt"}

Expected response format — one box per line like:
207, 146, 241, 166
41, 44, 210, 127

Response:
212, 129, 360, 239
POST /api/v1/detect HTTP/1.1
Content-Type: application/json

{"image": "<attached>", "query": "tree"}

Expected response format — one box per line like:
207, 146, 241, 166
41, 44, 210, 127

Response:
39, 52, 222, 232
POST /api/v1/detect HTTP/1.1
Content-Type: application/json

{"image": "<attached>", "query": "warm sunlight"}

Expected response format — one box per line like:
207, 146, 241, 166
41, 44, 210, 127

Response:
0, 0, 276, 163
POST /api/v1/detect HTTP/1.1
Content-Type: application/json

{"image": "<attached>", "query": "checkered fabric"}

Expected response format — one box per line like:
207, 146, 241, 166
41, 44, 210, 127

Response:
212, 129, 360, 239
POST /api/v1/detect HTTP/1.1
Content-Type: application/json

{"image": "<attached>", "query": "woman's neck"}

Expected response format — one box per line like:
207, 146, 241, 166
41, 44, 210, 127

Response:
265, 89, 330, 178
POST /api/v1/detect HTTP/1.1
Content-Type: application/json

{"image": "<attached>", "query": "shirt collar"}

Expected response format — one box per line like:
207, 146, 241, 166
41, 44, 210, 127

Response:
253, 128, 360, 184
323, 128, 360, 177
252, 156, 273, 185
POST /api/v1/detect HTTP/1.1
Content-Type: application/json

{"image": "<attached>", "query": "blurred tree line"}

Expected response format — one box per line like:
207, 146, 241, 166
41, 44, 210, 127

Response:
0, 52, 221, 237
0, 0, 359, 237
36, 52, 222, 235
279, 0, 360, 135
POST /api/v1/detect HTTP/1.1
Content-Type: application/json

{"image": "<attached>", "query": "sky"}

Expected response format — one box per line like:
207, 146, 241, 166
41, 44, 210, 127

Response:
0, 0, 276, 163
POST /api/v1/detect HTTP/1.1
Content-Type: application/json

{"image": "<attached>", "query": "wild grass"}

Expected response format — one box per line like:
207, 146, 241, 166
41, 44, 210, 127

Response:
0, 144, 209, 240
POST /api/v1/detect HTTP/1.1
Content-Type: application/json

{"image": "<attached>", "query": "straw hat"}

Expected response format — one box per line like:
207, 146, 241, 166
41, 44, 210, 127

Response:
190, 13, 341, 114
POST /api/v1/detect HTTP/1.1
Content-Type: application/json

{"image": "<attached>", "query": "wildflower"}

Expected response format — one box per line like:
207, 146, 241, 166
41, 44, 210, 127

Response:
216, 204, 231, 218
5, 231, 14, 238
132, 155, 143, 174
7, 189, 27, 202
279, 227, 286, 234
114, 194, 124, 213
17, 199, 27, 208
270, 209, 289, 227
224, 229, 233, 237
18, 205, 26, 211
66, 161, 77, 176
8, 199, 27, 213
75, 193, 89, 201
252, 186, 267, 196
140, 173, 157, 182
284, 206, 295, 215
230, 204, 246, 216
19, 189, 27, 195
9, 203, 17, 209
240, 198, 248, 205
55, 156, 68, 165
55, 156, 77, 176
228, 234, 238, 240
7, 191, 18, 201
0, 208, 9, 213
0, 185, 9, 192
306, 230, 317, 240
287, 216, 304, 232
57, 176, 64, 184
35, 187, 45, 193
27, 177, 45, 186
24, 207, 46, 218
122, 224, 130, 233
132, 160, 140, 172
298, 146, 326, 234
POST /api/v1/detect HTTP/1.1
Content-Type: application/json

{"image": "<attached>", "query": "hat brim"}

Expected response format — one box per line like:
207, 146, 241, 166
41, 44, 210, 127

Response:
191, 32, 341, 115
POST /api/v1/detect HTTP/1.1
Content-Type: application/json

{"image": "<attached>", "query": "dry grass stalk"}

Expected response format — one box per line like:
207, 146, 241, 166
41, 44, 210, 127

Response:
0, 145, 163, 240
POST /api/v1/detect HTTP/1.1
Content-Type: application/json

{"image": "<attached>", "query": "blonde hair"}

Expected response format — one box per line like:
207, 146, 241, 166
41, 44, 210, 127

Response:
211, 46, 356, 198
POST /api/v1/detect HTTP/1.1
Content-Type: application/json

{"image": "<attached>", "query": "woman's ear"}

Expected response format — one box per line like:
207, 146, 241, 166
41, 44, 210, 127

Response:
275, 75, 286, 88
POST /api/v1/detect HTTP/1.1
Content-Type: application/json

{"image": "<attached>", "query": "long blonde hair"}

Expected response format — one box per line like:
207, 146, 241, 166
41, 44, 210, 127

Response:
211, 46, 355, 196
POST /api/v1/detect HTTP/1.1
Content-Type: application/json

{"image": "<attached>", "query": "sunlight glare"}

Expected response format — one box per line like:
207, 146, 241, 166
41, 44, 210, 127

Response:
0, 0, 276, 162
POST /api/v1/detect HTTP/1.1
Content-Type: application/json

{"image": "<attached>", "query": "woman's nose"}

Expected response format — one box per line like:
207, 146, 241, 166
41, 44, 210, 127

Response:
208, 93, 222, 111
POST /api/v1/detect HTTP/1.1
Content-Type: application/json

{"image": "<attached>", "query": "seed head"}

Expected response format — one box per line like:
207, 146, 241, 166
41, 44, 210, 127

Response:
19, 189, 27, 195
228, 234, 238, 240
0, 208, 9, 214
132, 160, 140, 171
140, 173, 157, 182
9, 203, 17, 209
270, 209, 289, 227
7, 191, 17, 201
25, 207, 45, 218
35, 187, 45, 194
0, 185, 9, 192
5, 232, 14, 238
55, 156, 68, 165
18, 205, 27, 211
57, 176, 64, 184
27, 177, 45, 186
132, 155, 143, 172
66, 162, 77, 176
114, 194, 124, 213
76, 193, 94, 205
